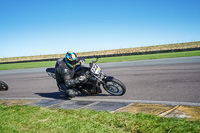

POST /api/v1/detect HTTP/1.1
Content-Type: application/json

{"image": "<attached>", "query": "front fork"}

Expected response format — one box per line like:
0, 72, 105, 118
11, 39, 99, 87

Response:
93, 72, 114, 89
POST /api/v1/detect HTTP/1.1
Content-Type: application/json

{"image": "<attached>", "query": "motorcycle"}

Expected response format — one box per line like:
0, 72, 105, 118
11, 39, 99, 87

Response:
46, 57, 126, 97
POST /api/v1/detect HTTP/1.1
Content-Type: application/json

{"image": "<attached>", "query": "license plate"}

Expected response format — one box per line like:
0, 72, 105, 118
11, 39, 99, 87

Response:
91, 64, 101, 75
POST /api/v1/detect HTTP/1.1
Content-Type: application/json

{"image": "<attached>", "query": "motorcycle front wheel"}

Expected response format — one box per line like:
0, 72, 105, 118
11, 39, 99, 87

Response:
103, 78, 126, 96
0, 81, 8, 91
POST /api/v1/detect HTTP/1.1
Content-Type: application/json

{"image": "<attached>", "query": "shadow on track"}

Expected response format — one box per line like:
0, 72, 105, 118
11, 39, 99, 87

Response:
35, 92, 112, 100
77, 94, 111, 97
35, 92, 70, 100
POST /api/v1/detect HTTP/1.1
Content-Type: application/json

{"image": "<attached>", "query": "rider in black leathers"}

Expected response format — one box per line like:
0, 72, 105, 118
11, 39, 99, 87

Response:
55, 51, 87, 98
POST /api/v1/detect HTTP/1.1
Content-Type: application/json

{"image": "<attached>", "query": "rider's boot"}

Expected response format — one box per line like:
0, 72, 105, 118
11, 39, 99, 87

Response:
58, 84, 78, 98
65, 89, 78, 98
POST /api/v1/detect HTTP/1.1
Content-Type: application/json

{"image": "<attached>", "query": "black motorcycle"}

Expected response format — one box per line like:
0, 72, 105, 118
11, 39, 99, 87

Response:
46, 57, 126, 97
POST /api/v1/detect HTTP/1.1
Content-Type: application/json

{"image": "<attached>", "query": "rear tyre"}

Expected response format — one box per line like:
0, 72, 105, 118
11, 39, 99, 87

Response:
103, 78, 126, 96
0, 81, 8, 91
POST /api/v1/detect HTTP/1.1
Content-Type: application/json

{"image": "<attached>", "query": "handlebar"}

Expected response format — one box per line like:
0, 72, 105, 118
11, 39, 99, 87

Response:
92, 57, 101, 63
78, 56, 101, 67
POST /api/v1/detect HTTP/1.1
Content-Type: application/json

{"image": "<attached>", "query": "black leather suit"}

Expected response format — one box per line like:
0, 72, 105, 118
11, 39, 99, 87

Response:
55, 58, 81, 91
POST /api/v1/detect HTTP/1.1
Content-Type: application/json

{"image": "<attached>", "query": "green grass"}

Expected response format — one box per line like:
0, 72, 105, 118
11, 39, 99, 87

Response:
0, 61, 56, 71
86, 50, 200, 64
0, 50, 200, 70
0, 105, 199, 133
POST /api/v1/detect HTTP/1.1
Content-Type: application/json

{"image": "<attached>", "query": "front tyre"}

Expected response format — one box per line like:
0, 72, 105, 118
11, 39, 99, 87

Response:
0, 81, 8, 91
103, 78, 126, 96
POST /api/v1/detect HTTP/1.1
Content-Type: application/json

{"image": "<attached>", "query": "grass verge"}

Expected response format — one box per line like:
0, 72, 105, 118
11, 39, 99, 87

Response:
0, 105, 200, 133
0, 61, 55, 71
0, 50, 200, 70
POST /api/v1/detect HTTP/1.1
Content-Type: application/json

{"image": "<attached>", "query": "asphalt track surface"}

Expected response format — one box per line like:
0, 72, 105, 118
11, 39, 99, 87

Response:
0, 56, 200, 106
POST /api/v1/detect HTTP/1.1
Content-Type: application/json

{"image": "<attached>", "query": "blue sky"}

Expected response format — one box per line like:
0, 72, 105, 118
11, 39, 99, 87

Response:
0, 0, 200, 58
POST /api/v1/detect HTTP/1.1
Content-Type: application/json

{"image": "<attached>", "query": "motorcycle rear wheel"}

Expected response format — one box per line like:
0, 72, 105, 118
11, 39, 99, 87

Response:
103, 78, 126, 96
